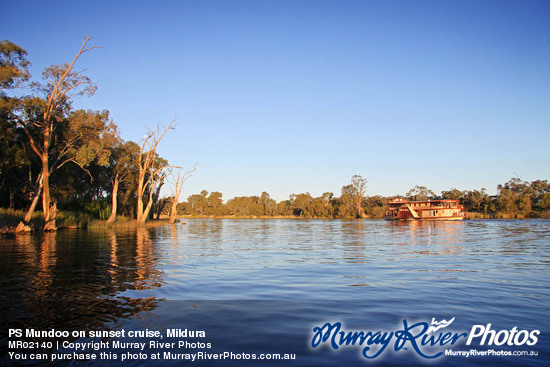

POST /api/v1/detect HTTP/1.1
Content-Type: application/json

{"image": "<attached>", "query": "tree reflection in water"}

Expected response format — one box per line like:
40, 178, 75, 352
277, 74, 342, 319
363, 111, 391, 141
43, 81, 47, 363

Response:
0, 228, 162, 343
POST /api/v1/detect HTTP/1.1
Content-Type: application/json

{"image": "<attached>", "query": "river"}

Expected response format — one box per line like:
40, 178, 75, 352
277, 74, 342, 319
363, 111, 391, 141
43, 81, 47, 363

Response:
1, 219, 549, 366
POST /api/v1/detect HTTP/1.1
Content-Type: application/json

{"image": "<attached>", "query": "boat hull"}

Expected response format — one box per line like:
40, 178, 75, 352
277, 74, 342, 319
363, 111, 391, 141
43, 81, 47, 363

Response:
385, 216, 465, 221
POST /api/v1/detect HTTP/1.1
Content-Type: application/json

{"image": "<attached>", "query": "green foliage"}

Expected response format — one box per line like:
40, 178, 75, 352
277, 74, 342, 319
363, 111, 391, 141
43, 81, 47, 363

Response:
183, 190, 229, 216
364, 195, 386, 218
276, 200, 292, 216
0, 40, 30, 92
0, 41, 34, 209
441, 189, 464, 200
463, 189, 489, 212
261, 192, 276, 216
0, 208, 29, 228
0, 208, 92, 230
187, 191, 208, 215
226, 195, 263, 216
336, 187, 355, 218
83, 201, 111, 220
540, 193, 550, 210
406, 185, 436, 201
65, 109, 119, 167
290, 193, 313, 217
55, 211, 92, 228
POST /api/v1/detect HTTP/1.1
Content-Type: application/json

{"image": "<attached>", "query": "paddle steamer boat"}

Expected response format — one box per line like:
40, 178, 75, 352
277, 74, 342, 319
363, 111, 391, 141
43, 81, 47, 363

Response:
385, 198, 465, 220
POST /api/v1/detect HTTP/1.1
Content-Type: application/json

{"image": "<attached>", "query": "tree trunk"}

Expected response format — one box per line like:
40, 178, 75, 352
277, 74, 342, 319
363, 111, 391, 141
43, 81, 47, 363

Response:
136, 170, 145, 223
23, 173, 43, 223
45, 201, 57, 232
169, 197, 178, 224
41, 154, 56, 232
136, 197, 144, 222
24, 193, 40, 222
138, 194, 154, 224
9, 188, 15, 209
106, 174, 119, 224
153, 182, 164, 220
355, 201, 367, 218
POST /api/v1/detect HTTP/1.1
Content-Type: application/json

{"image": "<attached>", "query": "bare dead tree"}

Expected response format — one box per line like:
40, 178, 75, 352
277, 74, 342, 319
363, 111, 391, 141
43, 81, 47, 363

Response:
136, 121, 175, 224
168, 164, 197, 223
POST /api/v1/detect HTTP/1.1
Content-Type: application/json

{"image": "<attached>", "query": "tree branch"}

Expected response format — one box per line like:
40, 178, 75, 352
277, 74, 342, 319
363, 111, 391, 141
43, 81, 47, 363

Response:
56, 159, 94, 181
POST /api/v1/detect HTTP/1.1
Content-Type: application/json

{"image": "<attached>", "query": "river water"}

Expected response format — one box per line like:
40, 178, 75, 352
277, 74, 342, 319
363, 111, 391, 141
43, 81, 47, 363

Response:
1, 219, 549, 366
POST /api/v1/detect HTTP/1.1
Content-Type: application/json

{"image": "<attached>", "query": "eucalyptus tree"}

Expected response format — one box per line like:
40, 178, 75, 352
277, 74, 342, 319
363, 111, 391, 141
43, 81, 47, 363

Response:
135, 122, 175, 223
260, 191, 276, 216
406, 185, 436, 202
350, 175, 367, 218
206, 191, 224, 215
289, 193, 313, 217
441, 188, 464, 201
16, 35, 101, 231
338, 176, 368, 218
463, 189, 488, 212
530, 180, 550, 211
187, 190, 209, 215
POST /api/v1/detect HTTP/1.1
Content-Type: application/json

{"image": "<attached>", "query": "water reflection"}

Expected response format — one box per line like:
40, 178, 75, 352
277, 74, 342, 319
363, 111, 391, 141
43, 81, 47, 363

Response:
108, 230, 118, 279
1, 220, 549, 328
0, 229, 163, 342
389, 220, 465, 254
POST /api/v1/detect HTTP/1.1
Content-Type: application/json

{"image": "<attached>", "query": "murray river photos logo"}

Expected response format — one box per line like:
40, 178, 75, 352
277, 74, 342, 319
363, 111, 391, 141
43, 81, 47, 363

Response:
311, 317, 540, 360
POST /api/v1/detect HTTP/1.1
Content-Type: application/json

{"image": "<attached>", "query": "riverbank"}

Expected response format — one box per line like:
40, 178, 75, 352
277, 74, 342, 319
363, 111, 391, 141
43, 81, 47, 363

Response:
4, 209, 550, 235
176, 212, 550, 220
0, 209, 173, 234
465, 211, 550, 219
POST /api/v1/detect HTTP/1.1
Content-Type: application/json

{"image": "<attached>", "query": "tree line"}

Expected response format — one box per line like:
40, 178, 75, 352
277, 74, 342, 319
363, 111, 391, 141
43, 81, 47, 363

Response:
173, 177, 550, 219
1, 37, 194, 231
1, 38, 549, 231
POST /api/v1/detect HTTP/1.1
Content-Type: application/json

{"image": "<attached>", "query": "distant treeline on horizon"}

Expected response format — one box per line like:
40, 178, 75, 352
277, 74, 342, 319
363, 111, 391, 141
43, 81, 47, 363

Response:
172, 177, 550, 219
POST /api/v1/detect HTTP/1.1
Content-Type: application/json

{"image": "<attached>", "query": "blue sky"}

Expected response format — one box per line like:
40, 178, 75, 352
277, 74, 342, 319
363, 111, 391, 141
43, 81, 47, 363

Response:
2, 0, 549, 201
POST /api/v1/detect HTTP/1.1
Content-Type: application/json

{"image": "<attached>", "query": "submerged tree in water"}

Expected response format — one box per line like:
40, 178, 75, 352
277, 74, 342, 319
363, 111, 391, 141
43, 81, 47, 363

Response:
168, 164, 197, 223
